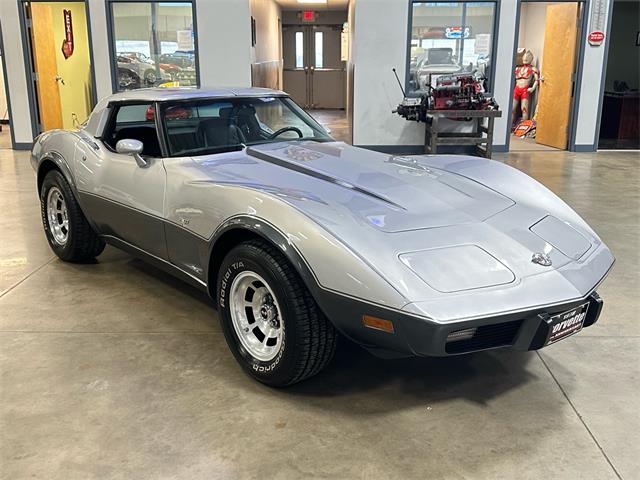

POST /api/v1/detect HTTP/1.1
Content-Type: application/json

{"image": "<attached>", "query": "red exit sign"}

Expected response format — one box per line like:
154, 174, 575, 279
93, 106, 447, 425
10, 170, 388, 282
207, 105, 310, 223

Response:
302, 10, 315, 22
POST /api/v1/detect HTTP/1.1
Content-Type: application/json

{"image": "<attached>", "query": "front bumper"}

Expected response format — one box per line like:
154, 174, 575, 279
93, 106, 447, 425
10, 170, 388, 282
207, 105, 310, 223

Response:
317, 289, 604, 358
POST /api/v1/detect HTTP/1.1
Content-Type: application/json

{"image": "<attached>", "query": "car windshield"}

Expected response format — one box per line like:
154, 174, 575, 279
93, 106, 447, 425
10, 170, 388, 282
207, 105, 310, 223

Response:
161, 96, 332, 157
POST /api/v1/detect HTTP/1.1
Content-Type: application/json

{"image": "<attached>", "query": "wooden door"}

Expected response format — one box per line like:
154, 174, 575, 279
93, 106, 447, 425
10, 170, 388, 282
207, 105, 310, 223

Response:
535, 3, 579, 149
29, 3, 63, 131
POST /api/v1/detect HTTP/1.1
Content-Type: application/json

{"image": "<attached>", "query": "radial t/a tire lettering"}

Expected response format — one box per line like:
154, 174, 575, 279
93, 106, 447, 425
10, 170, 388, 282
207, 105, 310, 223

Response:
217, 239, 337, 387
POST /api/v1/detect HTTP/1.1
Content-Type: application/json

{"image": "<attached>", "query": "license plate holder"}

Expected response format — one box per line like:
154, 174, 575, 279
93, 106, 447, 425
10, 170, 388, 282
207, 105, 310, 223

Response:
545, 302, 589, 345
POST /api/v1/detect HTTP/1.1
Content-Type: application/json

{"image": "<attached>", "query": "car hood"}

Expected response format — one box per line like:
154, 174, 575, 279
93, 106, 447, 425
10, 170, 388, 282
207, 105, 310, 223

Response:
190, 141, 609, 308
243, 141, 515, 232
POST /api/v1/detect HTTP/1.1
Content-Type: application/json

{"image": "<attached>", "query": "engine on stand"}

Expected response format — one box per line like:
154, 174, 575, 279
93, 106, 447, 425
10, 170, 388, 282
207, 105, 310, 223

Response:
393, 70, 498, 122
390, 68, 502, 159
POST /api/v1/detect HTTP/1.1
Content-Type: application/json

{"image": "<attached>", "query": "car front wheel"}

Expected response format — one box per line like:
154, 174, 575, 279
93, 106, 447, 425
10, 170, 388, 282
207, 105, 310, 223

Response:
217, 240, 337, 386
40, 170, 105, 262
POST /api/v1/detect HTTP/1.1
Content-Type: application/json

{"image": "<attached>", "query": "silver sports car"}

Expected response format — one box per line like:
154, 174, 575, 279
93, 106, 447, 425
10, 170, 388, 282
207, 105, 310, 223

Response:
31, 87, 614, 386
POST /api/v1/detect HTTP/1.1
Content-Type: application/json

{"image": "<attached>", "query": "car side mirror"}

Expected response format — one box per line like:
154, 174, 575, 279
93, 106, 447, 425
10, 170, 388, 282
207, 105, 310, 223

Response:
115, 139, 148, 168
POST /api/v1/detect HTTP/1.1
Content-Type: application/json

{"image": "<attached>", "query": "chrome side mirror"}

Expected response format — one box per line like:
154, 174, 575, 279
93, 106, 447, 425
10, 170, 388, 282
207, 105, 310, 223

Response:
115, 139, 147, 168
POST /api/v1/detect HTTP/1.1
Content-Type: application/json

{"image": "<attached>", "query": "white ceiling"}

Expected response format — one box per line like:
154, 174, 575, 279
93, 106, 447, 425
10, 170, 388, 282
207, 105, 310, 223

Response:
275, 0, 350, 11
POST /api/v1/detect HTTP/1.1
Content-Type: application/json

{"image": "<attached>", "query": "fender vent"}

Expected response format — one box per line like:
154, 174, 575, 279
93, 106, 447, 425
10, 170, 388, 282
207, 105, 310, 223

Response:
445, 320, 523, 354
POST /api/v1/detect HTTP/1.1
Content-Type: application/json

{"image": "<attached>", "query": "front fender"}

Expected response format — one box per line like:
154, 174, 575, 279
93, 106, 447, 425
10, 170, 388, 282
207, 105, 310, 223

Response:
208, 209, 409, 312
207, 214, 418, 349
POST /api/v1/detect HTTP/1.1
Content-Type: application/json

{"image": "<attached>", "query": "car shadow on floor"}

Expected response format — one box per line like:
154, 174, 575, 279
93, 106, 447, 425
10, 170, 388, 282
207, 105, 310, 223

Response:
105, 249, 539, 410
282, 339, 538, 412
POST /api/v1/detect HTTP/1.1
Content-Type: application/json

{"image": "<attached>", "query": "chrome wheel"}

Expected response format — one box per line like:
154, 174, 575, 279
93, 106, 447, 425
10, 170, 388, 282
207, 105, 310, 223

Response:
145, 70, 157, 85
229, 271, 284, 362
118, 70, 137, 89
46, 187, 69, 245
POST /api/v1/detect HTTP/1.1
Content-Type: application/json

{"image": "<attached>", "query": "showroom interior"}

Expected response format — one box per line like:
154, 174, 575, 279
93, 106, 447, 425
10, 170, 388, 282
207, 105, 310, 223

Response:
0, 0, 638, 478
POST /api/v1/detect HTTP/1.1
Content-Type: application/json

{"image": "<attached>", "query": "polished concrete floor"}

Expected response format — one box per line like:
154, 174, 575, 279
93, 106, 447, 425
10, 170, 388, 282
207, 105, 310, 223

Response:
1, 146, 638, 480
309, 109, 351, 144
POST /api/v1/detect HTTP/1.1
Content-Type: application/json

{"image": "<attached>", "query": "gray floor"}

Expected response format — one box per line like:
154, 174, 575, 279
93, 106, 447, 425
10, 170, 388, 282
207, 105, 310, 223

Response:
1, 147, 638, 480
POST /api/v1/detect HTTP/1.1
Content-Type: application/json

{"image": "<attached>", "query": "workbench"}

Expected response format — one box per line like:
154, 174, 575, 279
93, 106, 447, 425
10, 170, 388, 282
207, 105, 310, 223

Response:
423, 109, 502, 158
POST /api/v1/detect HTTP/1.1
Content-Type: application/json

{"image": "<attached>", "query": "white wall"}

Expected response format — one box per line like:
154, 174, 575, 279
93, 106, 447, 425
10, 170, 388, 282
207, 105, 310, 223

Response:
197, 0, 252, 87
0, 53, 8, 121
352, 0, 423, 147
0, 0, 33, 145
250, 0, 282, 64
491, 0, 518, 148
87, 0, 113, 101
574, 0, 613, 147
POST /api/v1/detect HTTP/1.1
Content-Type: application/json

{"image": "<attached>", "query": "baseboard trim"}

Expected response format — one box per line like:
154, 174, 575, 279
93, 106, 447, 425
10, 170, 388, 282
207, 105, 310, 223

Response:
12, 142, 33, 150
573, 144, 597, 153
492, 144, 508, 153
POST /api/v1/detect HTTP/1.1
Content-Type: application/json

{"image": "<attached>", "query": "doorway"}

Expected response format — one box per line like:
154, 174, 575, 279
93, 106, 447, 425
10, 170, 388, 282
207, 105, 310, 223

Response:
598, 0, 639, 150
22, 1, 94, 133
283, 24, 345, 109
510, 1, 584, 152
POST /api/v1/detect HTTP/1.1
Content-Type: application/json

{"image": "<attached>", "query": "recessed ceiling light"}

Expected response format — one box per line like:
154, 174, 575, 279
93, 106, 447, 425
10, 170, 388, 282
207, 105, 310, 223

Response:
297, 0, 328, 4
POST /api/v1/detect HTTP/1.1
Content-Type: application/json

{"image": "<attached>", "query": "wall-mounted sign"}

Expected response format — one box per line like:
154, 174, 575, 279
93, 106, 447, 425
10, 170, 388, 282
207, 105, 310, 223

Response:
177, 30, 194, 51
474, 33, 491, 55
445, 26, 470, 39
302, 11, 315, 23
588, 0, 606, 46
588, 31, 605, 46
61, 10, 74, 59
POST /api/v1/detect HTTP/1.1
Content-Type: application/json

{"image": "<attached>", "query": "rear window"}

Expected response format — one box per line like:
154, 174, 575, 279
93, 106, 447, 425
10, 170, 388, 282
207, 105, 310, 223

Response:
115, 104, 154, 123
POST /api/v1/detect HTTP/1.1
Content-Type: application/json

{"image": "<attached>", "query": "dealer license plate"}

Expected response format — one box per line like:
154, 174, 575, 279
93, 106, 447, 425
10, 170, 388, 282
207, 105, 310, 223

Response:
547, 302, 589, 345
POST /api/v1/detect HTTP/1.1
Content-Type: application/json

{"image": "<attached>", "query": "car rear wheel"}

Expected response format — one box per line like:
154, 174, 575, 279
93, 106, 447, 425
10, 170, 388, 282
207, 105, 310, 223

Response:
217, 239, 337, 387
40, 170, 105, 262
144, 69, 157, 85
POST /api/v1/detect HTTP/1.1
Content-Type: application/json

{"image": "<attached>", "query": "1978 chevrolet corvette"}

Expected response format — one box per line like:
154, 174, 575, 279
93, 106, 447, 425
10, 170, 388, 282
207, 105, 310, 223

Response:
32, 87, 614, 386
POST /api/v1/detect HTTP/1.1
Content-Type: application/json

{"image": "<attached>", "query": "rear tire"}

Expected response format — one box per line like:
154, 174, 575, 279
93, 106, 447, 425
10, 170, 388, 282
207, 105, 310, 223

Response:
217, 239, 337, 386
40, 170, 105, 262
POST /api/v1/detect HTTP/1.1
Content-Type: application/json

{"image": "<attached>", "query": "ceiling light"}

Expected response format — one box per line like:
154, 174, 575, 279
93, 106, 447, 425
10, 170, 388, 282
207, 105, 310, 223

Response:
297, 0, 327, 4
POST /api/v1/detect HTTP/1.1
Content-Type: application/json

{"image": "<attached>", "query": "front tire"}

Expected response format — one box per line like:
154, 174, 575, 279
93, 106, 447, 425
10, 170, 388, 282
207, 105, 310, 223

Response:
40, 170, 105, 262
217, 240, 337, 386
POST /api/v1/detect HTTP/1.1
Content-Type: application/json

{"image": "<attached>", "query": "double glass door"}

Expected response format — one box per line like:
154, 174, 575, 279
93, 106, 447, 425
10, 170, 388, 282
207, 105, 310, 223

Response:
283, 25, 345, 109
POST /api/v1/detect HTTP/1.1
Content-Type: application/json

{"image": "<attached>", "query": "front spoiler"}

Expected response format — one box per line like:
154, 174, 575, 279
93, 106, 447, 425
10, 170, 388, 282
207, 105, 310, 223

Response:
315, 289, 604, 358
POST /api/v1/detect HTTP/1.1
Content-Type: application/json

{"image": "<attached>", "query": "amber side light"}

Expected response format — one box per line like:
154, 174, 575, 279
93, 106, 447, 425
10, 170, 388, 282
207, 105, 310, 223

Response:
362, 315, 395, 333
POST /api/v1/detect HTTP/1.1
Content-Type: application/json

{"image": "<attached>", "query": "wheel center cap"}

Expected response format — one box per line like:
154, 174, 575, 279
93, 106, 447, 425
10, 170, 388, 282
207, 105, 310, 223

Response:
260, 305, 275, 321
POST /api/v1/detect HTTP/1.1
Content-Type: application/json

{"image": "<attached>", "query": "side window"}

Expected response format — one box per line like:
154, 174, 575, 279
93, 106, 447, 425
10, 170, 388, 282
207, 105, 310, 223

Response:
116, 104, 155, 124
104, 103, 162, 157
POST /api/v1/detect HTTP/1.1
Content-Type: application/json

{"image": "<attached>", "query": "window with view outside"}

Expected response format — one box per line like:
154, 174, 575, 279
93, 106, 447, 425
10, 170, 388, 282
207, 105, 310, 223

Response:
111, 1, 197, 91
408, 1, 496, 93
315, 32, 324, 68
162, 97, 332, 157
